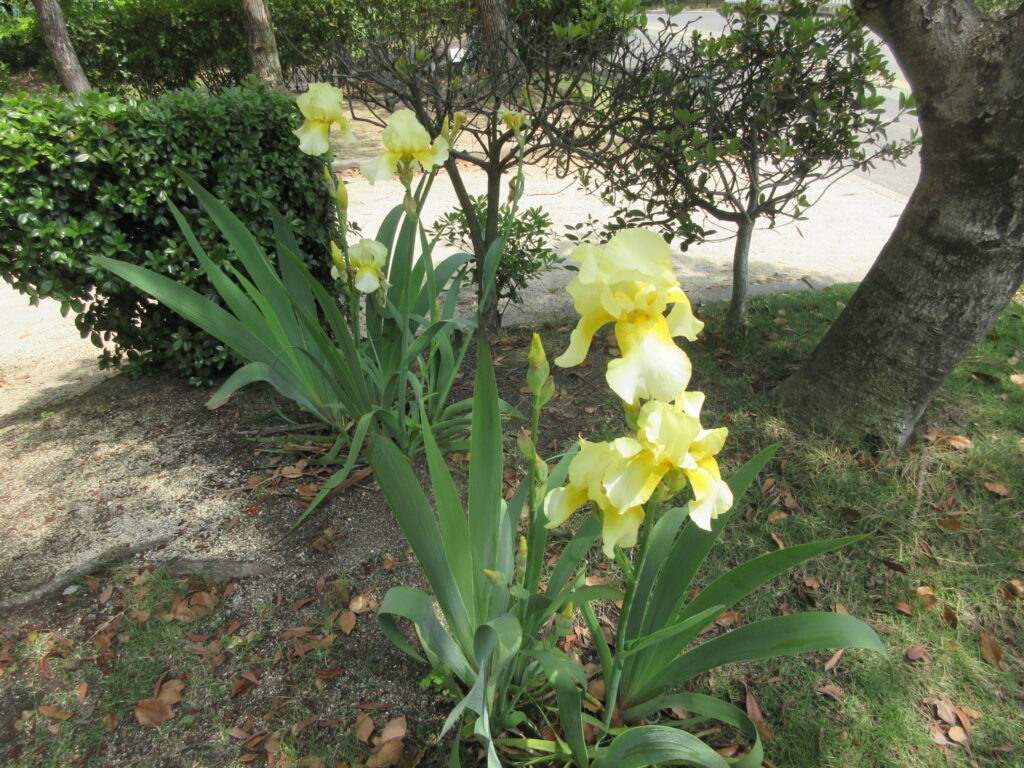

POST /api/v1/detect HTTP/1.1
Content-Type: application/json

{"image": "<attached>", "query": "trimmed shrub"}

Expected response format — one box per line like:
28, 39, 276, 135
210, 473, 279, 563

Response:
0, 82, 336, 383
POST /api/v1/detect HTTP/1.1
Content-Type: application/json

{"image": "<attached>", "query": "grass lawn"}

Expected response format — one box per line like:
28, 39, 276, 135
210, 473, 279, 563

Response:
1, 284, 1021, 767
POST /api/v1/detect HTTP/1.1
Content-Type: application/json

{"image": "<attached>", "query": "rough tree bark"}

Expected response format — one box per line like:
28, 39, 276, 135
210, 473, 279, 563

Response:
240, 0, 284, 90
777, 0, 1024, 447
32, 0, 90, 93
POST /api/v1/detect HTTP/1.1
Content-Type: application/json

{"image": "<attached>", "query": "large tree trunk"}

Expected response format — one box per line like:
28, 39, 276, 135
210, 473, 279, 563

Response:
33, 0, 90, 93
473, 0, 520, 79
240, 0, 284, 90
776, 0, 1024, 447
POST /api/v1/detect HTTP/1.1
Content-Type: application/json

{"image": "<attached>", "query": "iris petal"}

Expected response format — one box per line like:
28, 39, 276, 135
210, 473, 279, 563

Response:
360, 152, 401, 183
544, 485, 589, 528
555, 309, 614, 368
599, 505, 645, 557
293, 120, 331, 156
606, 314, 692, 403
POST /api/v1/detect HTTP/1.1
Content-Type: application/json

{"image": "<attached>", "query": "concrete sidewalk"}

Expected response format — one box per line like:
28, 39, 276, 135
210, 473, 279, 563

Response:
342, 162, 908, 324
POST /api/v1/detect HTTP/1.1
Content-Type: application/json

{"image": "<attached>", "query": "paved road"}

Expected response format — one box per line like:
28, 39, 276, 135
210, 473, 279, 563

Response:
643, 9, 920, 197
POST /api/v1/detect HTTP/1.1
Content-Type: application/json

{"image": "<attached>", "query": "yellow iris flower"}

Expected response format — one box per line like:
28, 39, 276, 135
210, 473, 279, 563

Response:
360, 110, 450, 183
500, 107, 530, 133
347, 238, 388, 293
545, 393, 732, 552
545, 439, 646, 557
293, 83, 355, 156
555, 228, 704, 404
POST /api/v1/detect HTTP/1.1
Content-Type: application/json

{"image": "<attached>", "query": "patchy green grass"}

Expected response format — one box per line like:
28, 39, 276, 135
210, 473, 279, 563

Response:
679, 285, 1024, 767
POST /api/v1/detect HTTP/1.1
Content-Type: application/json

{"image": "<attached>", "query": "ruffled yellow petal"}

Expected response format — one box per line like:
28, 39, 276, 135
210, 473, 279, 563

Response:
606, 314, 692, 403
349, 238, 387, 269
603, 450, 663, 512
636, 399, 702, 468
555, 309, 614, 368
360, 152, 401, 183
296, 83, 346, 124
347, 238, 387, 293
544, 485, 589, 528
412, 135, 449, 171
602, 228, 676, 286
689, 426, 729, 463
353, 268, 380, 293
599, 504, 645, 558
685, 457, 733, 530
382, 109, 433, 153
665, 286, 704, 341
293, 119, 331, 156
676, 390, 706, 419
336, 118, 357, 144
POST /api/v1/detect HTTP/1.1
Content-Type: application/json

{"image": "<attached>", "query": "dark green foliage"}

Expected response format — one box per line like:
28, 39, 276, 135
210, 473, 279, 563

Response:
0, 83, 335, 383
63, 0, 249, 97
0, 14, 42, 72
431, 194, 561, 310
510, 0, 643, 57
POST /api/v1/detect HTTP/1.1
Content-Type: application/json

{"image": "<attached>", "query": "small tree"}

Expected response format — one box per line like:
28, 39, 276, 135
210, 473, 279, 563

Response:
330, 0, 647, 333
576, 0, 916, 334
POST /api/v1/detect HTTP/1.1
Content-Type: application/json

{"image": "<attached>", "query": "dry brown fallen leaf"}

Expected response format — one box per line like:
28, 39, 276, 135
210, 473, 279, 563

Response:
937, 517, 965, 531
767, 509, 788, 524
824, 649, 845, 672
37, 704, 74, 721
816, 684, 844, 702
1010, 373, 1024, 388
894, 601, 914, 617
355, 713, 375, 743
134, 697, 174, 727
377, 716, 407, 745
983, 481, 1011, 496
947, 725, 969, 743
915, 586, 938, 609
928, 723, 950, 746
339, 611, 357, 635
906, 644, 930, 662
933, 698, 957, 726
932, 434, 974, 450
979, 632, 1004, 667
366, 738, 404, 768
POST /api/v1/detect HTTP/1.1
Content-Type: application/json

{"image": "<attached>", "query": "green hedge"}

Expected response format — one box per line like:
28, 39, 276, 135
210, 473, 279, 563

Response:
0, 83, 336, 383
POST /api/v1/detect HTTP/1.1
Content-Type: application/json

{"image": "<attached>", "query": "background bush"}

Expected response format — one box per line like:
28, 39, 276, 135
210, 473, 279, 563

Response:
0, 13, 43, 73
431, 194, 561, 311
1, 0, 641, 94
64, 0, 249, 97
0, 82, 336, 383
